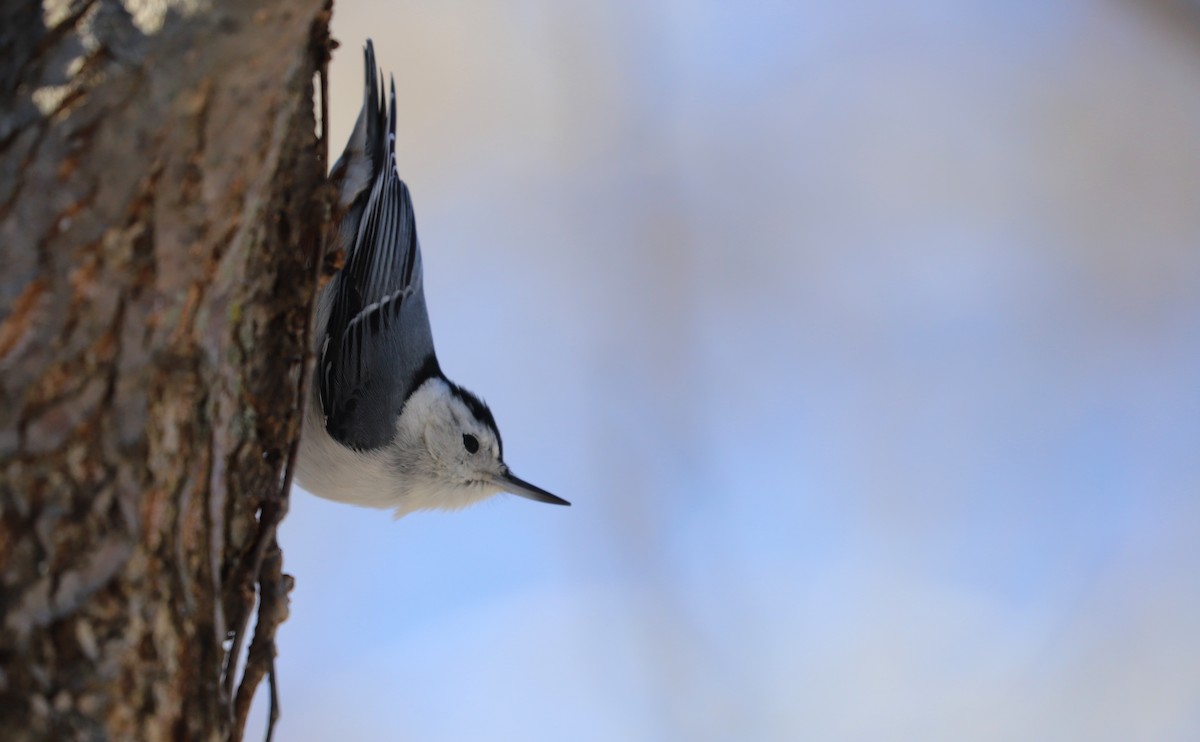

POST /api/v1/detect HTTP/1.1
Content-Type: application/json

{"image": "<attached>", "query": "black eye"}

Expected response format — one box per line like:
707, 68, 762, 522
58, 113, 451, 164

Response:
462, 434, 480, 454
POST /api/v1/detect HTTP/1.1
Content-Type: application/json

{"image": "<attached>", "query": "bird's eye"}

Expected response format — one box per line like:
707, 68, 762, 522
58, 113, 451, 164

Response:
462, 433, 480, 454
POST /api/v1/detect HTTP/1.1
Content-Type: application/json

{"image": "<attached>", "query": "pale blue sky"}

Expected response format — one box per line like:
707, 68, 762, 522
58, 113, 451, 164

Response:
253, 2, 1200, 739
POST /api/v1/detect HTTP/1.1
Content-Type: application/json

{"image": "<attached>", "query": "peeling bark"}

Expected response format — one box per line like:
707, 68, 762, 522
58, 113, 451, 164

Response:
0, 1, 332, 739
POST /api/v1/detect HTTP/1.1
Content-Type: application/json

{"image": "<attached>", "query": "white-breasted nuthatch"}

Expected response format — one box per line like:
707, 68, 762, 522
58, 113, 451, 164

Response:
296, 40, 569, 517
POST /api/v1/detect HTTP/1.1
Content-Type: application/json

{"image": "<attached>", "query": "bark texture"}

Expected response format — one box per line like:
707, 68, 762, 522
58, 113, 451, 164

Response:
0, 0, 332, 739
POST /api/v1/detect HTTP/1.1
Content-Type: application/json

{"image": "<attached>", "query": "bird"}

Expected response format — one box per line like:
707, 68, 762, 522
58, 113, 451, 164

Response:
295, 40, 569, 518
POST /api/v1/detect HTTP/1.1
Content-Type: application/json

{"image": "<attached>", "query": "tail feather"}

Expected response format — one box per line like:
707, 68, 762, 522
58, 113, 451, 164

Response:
333, 39, 388, 212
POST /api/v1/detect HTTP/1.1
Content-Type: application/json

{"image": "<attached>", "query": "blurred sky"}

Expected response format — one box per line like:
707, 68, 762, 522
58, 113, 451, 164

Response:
252, 2, 1200, 739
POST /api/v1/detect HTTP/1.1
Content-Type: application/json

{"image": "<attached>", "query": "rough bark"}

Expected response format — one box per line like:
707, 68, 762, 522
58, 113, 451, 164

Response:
0, 0, 332, 739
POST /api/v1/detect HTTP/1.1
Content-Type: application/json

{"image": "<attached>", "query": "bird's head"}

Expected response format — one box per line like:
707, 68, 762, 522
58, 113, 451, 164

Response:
388, 376, 568, 517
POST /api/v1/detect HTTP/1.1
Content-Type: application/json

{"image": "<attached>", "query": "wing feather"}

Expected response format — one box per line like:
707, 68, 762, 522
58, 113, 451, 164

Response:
319, 74, 439, 451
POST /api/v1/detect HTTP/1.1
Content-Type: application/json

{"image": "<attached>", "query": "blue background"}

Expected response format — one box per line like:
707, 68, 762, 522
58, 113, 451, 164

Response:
254, 2, 1200, 739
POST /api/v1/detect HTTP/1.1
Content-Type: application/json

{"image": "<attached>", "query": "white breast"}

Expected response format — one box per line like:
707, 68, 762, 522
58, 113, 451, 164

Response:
295, 397, 400, 510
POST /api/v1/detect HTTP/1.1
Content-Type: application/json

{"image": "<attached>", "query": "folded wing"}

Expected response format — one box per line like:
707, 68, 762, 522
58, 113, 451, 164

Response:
320, 71, 438, 451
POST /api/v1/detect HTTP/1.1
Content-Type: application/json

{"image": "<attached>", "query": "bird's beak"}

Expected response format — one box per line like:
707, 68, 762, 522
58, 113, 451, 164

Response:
496, 469, 570, 507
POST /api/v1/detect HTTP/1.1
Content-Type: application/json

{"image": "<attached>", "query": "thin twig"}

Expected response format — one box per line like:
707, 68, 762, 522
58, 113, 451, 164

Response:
266, 651, 281, 742
224, 10, 336, 739
233, 543, 292, 735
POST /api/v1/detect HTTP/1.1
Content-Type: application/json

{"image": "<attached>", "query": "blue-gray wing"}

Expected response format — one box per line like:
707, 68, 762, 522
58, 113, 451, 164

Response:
319, 80, 439, 451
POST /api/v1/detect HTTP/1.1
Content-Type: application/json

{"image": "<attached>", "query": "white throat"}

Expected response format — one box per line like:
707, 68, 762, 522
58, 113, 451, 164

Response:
296, 377, 503, 518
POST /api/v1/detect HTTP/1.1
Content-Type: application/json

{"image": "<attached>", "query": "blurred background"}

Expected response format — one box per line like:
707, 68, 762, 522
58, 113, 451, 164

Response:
254, 1, 1200, 739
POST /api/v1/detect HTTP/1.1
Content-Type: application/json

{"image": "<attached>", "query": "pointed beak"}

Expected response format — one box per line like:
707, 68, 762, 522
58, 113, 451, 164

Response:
496, 469, 570, 507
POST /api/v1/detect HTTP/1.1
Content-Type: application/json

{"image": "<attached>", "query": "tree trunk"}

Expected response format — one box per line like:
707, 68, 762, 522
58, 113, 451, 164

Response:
0, 1, 332, 739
